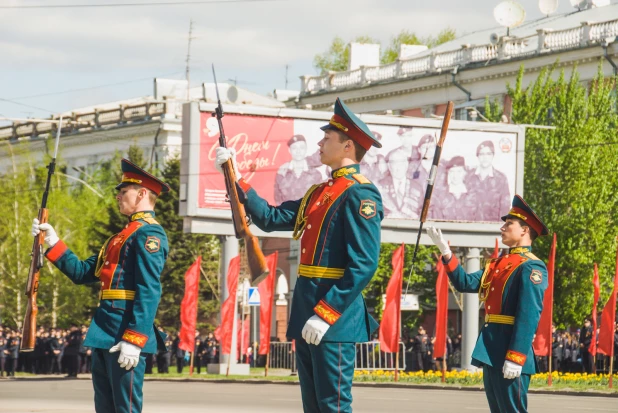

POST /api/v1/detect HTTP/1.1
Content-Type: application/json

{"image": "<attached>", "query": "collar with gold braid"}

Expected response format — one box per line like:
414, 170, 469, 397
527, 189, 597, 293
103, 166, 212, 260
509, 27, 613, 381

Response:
293, 184, 321, 240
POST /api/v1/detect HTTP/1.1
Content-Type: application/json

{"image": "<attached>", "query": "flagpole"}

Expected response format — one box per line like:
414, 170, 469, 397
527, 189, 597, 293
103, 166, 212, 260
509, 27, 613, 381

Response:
189, 350, 195, 376
265, 352, 270, 377
227, 287, 239, 377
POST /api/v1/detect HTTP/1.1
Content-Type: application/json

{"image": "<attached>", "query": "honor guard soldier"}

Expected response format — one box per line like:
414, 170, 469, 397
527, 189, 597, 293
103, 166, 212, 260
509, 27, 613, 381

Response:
427, 195, 549, 413
215, 98, 383, 413
32, 159, 169, 413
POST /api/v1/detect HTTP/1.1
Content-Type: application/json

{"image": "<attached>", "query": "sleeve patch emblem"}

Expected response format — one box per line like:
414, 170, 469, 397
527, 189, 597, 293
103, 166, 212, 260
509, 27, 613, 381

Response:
145, 236, 160, 253
530, 269, 543, 284
359, 200, 377, 219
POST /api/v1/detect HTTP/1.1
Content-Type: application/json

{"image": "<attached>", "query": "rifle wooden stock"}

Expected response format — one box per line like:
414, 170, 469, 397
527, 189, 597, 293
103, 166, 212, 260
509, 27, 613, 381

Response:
21, 208, 47, 352
223, 159, 269, 286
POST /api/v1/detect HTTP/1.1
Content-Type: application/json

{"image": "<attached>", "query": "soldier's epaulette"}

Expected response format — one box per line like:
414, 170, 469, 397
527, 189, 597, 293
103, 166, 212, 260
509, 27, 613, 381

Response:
144, 217, 160, 225
352, 174, 371, 184
524, 252, 540, 261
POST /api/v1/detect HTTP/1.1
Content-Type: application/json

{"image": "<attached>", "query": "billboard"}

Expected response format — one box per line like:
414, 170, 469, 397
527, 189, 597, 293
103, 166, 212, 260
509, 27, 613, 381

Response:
181, 102, 525, 248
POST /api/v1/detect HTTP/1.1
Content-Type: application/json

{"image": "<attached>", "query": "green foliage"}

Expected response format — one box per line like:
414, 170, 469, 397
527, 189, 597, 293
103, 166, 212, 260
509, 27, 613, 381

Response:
0, 144, 220, 333
365, 243, 439, 332
313, 35, 378, 74
0, 151, 103, 329
155, 157, 220, 333
381, 28, 456, 64
507, 64, 618, 326
314, 29, 457, 73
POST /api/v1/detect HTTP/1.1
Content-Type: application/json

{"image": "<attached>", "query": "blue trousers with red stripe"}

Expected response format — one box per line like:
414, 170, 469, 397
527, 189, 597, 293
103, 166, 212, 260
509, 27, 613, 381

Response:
483, 364, 531, 413
91, 348, 146, 413
295, 340, 355, 413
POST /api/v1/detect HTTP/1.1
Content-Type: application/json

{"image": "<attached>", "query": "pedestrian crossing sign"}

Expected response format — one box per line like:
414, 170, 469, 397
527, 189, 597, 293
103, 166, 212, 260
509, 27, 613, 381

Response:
247, 287, 261, 306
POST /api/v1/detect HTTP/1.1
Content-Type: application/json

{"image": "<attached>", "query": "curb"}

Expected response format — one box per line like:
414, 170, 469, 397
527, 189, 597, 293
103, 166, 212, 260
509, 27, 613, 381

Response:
5, 375, 617, 398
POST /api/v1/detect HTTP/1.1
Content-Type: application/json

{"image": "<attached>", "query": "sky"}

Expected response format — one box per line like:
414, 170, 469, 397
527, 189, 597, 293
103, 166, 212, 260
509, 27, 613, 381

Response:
0, 0, 602, 121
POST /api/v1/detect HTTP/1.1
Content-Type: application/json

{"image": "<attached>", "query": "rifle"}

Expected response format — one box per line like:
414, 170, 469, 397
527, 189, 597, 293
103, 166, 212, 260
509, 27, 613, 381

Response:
21, 117, 63, 352
404, 102, 454, 295
211, 65, 269, 286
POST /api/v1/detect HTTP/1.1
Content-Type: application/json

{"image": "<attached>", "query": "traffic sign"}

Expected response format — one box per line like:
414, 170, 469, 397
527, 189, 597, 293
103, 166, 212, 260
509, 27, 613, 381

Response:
247, 287, 261, 306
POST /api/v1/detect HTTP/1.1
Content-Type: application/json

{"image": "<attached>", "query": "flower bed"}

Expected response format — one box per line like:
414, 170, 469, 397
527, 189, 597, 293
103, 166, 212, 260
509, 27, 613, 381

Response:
354, 369, 616, 388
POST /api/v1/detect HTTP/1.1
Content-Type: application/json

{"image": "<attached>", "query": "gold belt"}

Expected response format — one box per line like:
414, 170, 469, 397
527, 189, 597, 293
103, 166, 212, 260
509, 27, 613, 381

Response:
298, 264, 345, 279
485, 314, 515, 325
100, 289, 135, 300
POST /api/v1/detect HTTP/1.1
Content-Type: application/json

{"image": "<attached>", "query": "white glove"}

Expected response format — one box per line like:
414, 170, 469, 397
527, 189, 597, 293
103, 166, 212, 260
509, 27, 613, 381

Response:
426, 226, 451, 256
215, 147, 242, 180
31, 218, 59, 247
301, 315, 330, 346
503, 360, 522, 379
109, 341, 141, 370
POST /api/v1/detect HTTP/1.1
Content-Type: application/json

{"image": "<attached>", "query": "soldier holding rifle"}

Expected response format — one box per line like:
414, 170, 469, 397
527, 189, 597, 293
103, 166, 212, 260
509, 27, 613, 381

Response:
427, 195, 549, 413
215, 98, 383, 413
32, 159, 169, 413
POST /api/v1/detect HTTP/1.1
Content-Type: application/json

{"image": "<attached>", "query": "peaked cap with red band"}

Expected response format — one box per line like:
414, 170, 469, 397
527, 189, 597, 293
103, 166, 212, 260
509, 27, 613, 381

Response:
501, 195, 549, 236
320, 98, 381, 151
115, 158, 170, 196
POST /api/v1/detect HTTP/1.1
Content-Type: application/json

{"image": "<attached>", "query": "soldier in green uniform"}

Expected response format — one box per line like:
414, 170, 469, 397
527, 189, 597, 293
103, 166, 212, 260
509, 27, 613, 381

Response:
215, 98, 383, 413
32, 159, 169, 413
427, 195, 549, 413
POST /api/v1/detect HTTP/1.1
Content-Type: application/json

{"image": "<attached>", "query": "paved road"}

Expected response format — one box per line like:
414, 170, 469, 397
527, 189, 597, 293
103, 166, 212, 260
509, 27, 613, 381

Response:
0, 378, 616, 412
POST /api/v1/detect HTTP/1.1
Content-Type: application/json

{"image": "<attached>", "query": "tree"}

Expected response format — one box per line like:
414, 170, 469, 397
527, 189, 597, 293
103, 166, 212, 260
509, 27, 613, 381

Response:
314, 29, 457, 73
155, 157, 221, 333
381, 28, 456, 64
313, 35, 379, 74
487, 64, 618, 327
365, 242, 443, 335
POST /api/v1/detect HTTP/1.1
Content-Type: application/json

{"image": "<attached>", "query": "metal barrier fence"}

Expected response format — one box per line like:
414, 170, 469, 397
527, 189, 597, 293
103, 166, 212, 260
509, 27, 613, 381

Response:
268, 341, 405, 371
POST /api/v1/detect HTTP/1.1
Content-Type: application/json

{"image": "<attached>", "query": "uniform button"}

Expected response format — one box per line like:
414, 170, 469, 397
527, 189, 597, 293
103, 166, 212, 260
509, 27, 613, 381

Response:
307, 224, 312, 229
491, 287, 495, 291
495, 270, 499, 273
506, 255, 510, 258
105, 261, 110, 265
328, 182, 333, 186
485, 324, 489, 327
487, 305, 491, 310
316, 202, 321, 206
302, 248, 306, 253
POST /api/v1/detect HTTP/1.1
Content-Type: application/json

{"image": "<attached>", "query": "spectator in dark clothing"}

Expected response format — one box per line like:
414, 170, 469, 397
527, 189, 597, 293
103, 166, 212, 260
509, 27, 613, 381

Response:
551, 326, 563, 372
6, 332, 20, 376
205, 333, 218, 366
412, 326, 430, 372
47, 330, 62, 374
579, 318, 594, 373
157, 335, 172, 374
194, 332, 202, 374
172, 336, 184, 374
64, 325, 82, 378
0, 331, 6, 376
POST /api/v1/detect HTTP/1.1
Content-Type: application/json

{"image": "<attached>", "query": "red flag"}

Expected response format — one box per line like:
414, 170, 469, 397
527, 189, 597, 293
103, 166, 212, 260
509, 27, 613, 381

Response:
237, 314, 251, 361
379, 244, 405, 353
258, 252, 279, 355
533, 233, 556, 356
597, 246, 618, 357
433, 256, 449, 358
179, 257, 201, 353
214, 256, 241, 355
590, 263, 600, 355
491, 238, 500, 259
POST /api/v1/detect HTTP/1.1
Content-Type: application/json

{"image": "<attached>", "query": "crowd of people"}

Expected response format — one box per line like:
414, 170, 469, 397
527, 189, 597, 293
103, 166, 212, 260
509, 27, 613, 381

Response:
0, 325, 89, 377
2, 319, 617, 377
0, 325, 224, 377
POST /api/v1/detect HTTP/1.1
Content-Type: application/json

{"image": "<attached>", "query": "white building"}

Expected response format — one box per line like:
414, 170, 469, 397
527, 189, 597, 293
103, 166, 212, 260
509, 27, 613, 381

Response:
0, 79, 285, 177
292, 1, 618, 121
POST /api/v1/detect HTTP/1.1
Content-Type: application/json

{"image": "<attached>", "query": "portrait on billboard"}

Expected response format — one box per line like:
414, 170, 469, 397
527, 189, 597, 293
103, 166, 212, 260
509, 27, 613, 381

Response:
197, 112, 516, 224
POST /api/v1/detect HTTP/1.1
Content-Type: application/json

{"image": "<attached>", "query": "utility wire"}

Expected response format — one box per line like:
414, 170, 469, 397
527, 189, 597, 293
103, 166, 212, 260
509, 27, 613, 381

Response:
0, 0, 287, 9
8, 72, 184, 101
